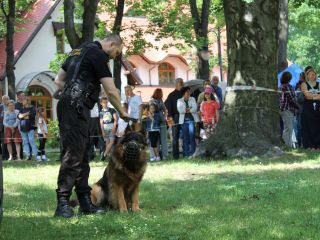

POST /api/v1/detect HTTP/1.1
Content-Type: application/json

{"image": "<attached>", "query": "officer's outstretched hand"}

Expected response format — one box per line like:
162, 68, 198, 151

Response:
120, 112, 130, 122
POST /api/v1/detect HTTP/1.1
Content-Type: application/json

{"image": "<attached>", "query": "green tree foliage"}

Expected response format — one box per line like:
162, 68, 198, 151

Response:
288, 1, 320, 72
48, 53, 68, 74
0, 0, 36, 39
123, 0, 224, 74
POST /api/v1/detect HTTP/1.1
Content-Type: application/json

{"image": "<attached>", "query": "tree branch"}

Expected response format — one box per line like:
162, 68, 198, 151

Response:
64, 0, 80, 48
200, 0, 210, 37
189, 0, 200, 36
81, 0, 99, 43
0, 1, 8, 19
113, 0, 125, 34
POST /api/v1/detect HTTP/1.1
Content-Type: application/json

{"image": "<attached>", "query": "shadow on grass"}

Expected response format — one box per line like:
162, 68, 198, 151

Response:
189, 148, 320, 166
2, 166, 320, 239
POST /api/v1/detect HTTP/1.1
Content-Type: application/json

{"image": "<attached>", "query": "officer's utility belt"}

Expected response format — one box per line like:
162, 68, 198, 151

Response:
61, 43, 99, 113
63, 80, 96, 113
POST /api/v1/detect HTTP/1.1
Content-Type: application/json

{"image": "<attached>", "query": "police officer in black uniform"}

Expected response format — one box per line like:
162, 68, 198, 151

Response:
54, 34, 129, 218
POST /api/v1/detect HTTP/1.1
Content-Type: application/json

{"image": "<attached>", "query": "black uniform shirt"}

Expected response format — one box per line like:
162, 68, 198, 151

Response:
62, 41, 113, 84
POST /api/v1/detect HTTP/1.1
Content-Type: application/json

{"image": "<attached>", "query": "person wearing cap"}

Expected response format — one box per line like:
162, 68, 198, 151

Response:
301, 67, 320, 149
200, 87, 220, 139
177, 86, 199, 158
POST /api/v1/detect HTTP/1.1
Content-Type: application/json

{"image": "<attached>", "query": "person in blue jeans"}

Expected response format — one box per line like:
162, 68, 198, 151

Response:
177, 87, 200, 158
18, 97, 37, 160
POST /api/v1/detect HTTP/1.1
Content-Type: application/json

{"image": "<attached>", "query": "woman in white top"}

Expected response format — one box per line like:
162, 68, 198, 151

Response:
36, 107, 48, 161
177, 86, 199, 158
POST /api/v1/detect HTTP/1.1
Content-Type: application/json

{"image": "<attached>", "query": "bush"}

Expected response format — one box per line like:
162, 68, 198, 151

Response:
47, 119, 60, 148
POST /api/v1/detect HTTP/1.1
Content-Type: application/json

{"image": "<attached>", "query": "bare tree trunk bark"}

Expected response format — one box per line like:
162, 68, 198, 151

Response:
64, 0, 99, 49
1, 0, 16, 99
64, 0, 80, 48
197, 50, 210, 80
112, 0, 125, 91
189, 0, 211, 80
200, 0, 282, 158
81, 0, 99, 43
278, 0, 288, 72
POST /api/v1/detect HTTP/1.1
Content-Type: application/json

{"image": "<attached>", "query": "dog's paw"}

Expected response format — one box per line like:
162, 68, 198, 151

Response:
132, 207, 142, 212
119, 208, 128, 213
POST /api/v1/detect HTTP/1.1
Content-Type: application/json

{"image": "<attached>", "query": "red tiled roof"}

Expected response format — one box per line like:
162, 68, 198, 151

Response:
0, 0, 60, 78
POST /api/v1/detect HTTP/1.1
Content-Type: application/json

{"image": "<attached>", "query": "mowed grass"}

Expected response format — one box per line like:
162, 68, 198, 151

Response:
1, 150, 320, 240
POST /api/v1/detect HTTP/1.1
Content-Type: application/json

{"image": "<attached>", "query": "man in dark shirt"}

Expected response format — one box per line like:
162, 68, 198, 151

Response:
211, 76, 223, 108
54, 34, 129, 218
15, 91, 25, 112
165, 78, 184, 159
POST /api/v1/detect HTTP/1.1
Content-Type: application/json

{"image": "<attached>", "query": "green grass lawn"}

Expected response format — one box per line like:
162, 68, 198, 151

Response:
1, 150, 320, 240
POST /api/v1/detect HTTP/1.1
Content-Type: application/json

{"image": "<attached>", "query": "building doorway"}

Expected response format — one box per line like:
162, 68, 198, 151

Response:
26, 85, 52, 120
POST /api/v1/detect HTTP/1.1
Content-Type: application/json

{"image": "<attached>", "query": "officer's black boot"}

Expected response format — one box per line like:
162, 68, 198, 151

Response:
54, 195, 74, 218
77, 193, 105, 215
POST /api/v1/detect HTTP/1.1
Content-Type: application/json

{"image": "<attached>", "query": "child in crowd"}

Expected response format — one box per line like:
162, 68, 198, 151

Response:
140, 104, 149, 133
200, 87, 220, 139
99, 97, 117, 160
145, 103, 161, 161
3, 100, 22, 160
36, 107, 48, 161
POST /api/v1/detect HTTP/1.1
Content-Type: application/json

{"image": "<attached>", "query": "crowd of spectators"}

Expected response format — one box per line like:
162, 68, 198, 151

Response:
0, 91, 47, 161
0, 76, 223, 162
279, 66, 320, 150
86, 76, 222, 162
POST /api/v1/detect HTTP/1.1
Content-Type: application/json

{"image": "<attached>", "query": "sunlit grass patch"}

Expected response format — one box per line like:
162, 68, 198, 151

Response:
1, 150, 320, 239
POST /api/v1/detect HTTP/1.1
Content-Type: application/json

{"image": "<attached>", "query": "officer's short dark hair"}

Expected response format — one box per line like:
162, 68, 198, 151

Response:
103, 34, 122, 46
280, 71, 292, 84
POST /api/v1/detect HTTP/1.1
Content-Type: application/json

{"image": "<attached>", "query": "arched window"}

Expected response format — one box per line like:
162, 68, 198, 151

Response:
158, 62, 175, 85
26, 85, 52, 120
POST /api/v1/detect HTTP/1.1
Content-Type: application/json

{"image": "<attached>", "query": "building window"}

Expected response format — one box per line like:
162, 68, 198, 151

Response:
26, 86, 52, 120
158, 62, 175, 85
56, 32, 65, 54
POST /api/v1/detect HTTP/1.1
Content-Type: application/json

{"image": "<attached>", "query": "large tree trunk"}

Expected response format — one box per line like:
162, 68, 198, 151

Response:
278, 0, 288, 72
201, 0, 282, 158
189, 0, 210, 80
2, 0, 16, 99
112, 0, 125, 91
197, 50, 210, 80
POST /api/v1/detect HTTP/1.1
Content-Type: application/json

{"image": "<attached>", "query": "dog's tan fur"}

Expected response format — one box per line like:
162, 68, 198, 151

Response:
91, 125, 147, 212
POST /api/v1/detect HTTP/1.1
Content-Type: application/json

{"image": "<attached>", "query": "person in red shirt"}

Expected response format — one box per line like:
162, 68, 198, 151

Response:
200, 87, 220, 139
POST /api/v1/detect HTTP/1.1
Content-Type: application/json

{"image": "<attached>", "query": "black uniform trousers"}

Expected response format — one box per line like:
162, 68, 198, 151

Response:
172, 114, 182, 159
56, 96, 91, 198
